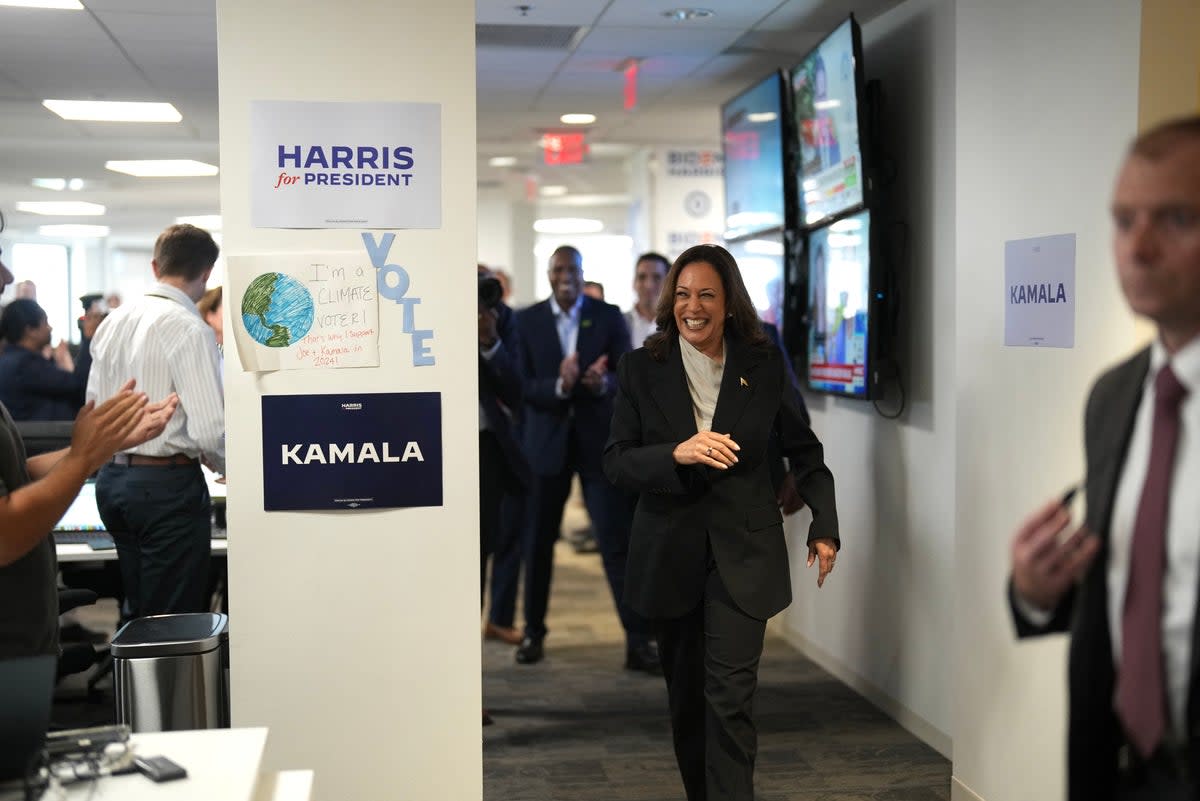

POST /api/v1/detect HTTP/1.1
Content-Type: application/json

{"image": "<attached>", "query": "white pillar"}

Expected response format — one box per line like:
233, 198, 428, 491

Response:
216, 3, 479, 800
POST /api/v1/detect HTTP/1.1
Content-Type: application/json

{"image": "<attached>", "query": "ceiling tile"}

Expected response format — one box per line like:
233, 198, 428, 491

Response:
475, 0, 610, 27
93, 11, 216, 44
596, 0, 773, 29
575, 26, 743, 56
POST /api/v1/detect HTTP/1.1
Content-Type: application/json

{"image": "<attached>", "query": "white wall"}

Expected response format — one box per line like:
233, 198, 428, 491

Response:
775, 0, 958, 756
952, 2, 1141, 800
216, 3, 480, 800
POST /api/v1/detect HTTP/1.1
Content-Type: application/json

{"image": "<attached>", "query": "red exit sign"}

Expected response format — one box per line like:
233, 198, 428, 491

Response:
543, 133, 587, 165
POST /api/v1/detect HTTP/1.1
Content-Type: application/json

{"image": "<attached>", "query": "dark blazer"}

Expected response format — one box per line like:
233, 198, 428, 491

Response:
1010, 346, 1200, 800
480, 302, 531, 495
0, 341, 91, 421
603, 334, 839, 621
516, 296, 631, 477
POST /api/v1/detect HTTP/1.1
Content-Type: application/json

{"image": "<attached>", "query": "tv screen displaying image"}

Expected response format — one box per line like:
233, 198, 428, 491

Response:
721, 72, 787, 241
806, 209, 871, 398
792, 16, 865, 228
726, 233, 786, 333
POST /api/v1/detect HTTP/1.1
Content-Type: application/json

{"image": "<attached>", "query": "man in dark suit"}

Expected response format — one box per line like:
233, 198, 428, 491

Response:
513, 245, 658, 672
1009, 115, 1200, 800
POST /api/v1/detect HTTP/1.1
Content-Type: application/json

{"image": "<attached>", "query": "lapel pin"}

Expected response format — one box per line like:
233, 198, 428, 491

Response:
740, 377, 749, 387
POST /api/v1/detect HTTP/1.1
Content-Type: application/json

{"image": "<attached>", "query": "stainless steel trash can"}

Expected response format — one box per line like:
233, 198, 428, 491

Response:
111, 613, 229, 732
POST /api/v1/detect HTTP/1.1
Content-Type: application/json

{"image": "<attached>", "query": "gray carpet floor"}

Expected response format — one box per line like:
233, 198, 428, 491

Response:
482, 538, 951, 801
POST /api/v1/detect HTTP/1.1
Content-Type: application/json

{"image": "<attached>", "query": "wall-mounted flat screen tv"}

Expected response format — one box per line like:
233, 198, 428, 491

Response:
726, 232, 786, 333
792, 15, 867, 229
721, 71, 787, 241
806, 209, 875, 398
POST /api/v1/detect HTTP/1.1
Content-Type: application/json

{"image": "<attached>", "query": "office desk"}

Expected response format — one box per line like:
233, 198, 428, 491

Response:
56, 536, 228, 564
57, 728, 312, 801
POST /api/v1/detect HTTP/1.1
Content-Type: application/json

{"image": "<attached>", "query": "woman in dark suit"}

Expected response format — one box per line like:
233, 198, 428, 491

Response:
603, 244, 839, 801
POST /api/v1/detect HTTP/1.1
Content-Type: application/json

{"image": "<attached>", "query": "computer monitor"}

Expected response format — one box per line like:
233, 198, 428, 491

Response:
721, 71, 789, 241
52, 479, 106, 533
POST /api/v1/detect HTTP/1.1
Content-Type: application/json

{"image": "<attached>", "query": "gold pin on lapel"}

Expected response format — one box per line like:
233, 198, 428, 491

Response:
739, 377, 749, 387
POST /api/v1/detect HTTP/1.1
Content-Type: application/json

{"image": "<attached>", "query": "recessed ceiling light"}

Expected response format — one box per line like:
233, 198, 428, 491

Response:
533, 217, 603, 234
488, 156, 518, 167
175, 215, 223, 230
560, 113, 596, 125
67, 178, 84, 191
105, 160, 218, 177
43, 100, 182, 123
31, 178, 66, 191
661, 7, 714, 21
540, 185, 568, 197
38, 224, 110, 237
16, 200, 105, 216
0, 0, 83, 8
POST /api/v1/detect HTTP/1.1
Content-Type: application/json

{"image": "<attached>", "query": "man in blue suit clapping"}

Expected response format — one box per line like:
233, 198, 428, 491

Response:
513, 245, 659, 673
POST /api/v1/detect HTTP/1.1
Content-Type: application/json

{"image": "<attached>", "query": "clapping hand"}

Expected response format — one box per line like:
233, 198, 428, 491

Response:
559, 352, 580, 393
580, 354, 609, 394
69, 387, 148, 473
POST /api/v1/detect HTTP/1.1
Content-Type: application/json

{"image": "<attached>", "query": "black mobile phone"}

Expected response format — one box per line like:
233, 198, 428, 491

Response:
134, 755, 187, 782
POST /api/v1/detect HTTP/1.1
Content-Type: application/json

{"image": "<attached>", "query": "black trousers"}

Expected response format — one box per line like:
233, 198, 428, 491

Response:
655, 553, 766, 801
479, 431, 506, 605
95, 462, 211, 619
486, 492, 525, 628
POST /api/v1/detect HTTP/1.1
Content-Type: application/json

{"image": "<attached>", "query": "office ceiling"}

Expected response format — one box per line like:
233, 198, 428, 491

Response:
0, 0, 900, 243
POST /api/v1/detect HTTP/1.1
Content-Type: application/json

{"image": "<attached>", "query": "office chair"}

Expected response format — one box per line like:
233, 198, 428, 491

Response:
56, 589, 101, 683
12, 420, 74, 458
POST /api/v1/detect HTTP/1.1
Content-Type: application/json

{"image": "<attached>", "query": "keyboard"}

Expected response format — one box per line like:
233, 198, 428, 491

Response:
52, 531, 115, 549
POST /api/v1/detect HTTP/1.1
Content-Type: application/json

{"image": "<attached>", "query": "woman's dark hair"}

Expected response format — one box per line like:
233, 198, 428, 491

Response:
644, 244, 768, 361
0, 298, 47, 346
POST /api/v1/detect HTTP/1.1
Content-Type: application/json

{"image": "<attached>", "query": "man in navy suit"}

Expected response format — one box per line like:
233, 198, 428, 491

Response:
514, 245, 659, 672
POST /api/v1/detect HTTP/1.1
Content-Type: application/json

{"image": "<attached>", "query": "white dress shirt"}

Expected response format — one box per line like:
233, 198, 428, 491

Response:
86, 282, 226, 474
552, 295, 583, 399
1107, 336, 1200, 740
627, 308, 658, 347
678, 334, 724, 432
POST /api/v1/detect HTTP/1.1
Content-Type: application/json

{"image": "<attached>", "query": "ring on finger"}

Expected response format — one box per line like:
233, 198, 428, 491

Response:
706, 447, 713, 457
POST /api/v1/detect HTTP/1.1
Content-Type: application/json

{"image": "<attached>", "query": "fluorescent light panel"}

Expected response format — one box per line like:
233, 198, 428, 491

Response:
560, 113, 596, 125
16, 200, 105, 216
43, 99, 182, 123
533, 217, 603, 234
488, 156, 517, 167
175, 215, 222, 230
105, 160, 218, 177
0, 0, 83, 8
540, 185, 568, 197
31, 178, 66, 191
39, 224, 110, 237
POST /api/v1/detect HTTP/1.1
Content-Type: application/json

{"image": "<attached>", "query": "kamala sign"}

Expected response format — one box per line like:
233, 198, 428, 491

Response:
250, 100, 442, 229
261, 392, 442, 511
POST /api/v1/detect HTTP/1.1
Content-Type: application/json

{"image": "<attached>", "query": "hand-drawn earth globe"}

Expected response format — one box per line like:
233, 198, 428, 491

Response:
241, 273, 315, 348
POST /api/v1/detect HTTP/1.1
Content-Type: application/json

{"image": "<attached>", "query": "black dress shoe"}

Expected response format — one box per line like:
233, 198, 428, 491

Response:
625, 640, 662, 675
515, 636, 544, 665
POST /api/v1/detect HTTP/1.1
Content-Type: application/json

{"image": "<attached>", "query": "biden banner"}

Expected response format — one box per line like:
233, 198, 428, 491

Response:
250, 99, 442, 229
261, 392, 443, 511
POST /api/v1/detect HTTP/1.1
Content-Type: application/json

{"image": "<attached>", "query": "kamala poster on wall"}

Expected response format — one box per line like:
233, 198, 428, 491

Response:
250, 99, 442, 229
261, 392, 443, 511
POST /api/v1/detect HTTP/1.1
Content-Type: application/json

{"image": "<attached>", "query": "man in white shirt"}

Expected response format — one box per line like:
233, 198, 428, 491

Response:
87, 224, 225, 619
624, 252, 670, 348
1009, 115, 1200, 800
